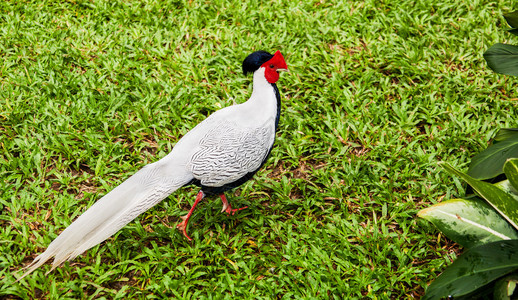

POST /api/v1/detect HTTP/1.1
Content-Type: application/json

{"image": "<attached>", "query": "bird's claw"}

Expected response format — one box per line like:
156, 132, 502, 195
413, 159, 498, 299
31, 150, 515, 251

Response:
224, 205, 248, 215
221, 202, 230, 213
219, 193, 247, 215
177, 215, 192, 241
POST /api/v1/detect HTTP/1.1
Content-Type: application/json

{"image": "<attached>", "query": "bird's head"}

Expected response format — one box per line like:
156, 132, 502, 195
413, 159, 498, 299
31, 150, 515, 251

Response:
242, 50, 288, 84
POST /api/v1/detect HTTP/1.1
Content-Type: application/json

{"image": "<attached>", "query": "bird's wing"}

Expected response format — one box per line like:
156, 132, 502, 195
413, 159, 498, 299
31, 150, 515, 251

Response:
188, 120, 274, 187
18, 160, 192, 280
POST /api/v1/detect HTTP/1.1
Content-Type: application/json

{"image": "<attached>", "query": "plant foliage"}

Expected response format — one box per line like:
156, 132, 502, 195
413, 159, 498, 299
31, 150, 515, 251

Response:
484, 11, 518, 76
421, 11, 518, 299
468, 129, 518, 180
421, 160, 518, 299
423, 240, 518, 300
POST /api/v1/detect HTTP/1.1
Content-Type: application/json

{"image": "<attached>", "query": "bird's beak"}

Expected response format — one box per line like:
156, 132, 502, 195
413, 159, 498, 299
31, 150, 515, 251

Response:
277, 68, 288, 73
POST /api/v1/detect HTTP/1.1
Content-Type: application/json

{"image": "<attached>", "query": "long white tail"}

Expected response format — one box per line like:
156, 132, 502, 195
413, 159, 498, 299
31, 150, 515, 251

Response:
18, 159, 192, 280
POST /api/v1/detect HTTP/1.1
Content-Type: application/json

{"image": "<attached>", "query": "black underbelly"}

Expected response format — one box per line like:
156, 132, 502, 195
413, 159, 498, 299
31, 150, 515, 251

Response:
188, 169, 259, 195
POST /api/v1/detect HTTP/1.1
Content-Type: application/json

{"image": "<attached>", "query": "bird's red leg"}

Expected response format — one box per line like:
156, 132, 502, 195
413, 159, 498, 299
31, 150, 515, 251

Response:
177, 191, 205, 241
219, 193, 248, 215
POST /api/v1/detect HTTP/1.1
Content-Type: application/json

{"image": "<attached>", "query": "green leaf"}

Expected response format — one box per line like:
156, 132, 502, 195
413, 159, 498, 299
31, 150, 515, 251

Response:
418, 198, 518, 248
483, 44, 518, 77
494, 273, 518, 300
495, 180, 518, 197
424, 240, 518, 300
504, 11, 518, 29
495, 128, 518, 142
467, 135, 518, 180
442, 163, 518, 231
504, 159, 518, 192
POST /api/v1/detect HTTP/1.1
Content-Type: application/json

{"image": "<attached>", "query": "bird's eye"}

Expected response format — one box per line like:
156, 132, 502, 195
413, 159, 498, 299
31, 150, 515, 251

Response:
269, 64, 274, 68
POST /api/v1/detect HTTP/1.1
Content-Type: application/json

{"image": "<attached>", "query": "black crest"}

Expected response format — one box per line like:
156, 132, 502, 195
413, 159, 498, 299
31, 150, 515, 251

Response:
242, 50, 274, 75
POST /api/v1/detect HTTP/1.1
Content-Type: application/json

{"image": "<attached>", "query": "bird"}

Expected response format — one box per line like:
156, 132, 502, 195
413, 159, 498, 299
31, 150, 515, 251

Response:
17, 50, 288, 280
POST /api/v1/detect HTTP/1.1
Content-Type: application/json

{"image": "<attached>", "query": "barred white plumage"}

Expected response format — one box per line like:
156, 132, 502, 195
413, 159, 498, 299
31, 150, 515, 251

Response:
189, 121, 274, 187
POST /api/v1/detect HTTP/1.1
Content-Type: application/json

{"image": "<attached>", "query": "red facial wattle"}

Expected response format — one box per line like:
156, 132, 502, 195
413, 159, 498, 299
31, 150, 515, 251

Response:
261, 50, 288, 83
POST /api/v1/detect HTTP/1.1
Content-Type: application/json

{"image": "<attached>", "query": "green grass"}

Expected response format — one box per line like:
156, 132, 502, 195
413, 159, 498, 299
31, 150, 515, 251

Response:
1, 0, 518, 298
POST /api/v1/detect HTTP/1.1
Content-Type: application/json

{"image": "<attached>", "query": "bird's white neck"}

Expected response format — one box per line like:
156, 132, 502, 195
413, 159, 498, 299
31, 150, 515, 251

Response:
249, 67, 277, 104
252, 67, 273, 90
236, 67, 278, 127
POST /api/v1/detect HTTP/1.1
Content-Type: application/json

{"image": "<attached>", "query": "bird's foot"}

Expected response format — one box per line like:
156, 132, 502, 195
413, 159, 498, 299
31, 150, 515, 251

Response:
176, 215, 192, 241
223, 205, 248, 215
219, 193, 247, 215
221, 200, 230, 214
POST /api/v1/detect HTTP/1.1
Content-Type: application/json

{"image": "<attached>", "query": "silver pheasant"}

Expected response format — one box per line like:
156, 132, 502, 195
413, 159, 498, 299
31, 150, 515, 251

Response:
18, 50, 288, 280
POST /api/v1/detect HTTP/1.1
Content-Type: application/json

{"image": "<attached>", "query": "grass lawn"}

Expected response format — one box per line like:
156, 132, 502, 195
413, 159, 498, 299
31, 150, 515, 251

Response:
1, 0, 518, 298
